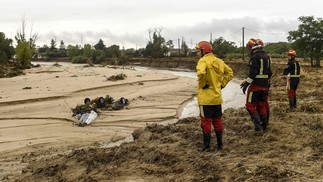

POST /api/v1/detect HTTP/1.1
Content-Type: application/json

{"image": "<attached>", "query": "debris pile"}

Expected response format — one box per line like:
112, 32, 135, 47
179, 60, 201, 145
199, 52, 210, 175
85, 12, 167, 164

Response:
0, 63, 24, 78
71, 95, 129, 126
105, 73, 127, 81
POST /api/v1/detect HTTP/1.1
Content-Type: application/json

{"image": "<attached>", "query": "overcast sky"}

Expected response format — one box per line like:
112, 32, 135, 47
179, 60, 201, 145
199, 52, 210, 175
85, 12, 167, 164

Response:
1, 0, 322, 49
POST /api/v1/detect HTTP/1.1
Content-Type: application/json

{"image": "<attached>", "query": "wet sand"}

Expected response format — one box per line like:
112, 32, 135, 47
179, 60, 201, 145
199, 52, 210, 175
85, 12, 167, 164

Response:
0, 63, 197, 177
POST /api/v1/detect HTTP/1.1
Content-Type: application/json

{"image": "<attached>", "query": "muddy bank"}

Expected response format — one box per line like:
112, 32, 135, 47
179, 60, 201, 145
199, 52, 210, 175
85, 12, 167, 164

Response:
13, 105, 323, 181
0, 63, 24, 78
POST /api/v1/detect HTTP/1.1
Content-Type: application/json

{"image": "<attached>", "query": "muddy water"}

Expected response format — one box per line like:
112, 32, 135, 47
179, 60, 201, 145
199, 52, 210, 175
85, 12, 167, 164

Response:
135, 67, 245, 118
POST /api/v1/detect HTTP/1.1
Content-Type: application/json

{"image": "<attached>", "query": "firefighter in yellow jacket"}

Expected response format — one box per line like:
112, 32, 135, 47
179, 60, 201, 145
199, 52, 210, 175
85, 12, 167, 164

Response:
195, 41, 234, 151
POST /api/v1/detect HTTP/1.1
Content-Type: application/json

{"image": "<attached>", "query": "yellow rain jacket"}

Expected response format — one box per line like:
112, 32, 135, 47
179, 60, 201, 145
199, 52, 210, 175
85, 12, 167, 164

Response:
196, 53, 234, 105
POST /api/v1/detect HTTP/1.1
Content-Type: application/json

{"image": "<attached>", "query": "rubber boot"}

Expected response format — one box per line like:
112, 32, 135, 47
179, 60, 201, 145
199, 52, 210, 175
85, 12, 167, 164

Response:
198, 134, 211, 152
252, 114, 263, 132
215, 131, 223, 151
260, 116, 268, 131
293, 96, 297, 108
289, 97, 295, 110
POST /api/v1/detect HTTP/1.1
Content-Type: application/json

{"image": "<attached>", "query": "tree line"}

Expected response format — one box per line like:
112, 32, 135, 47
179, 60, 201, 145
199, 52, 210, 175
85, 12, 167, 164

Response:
0, 16, 321, 68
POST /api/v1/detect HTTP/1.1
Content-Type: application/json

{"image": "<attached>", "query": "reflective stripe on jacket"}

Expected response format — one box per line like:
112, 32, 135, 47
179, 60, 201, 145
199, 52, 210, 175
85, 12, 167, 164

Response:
246, 50, 272, 88
283, 58, 300, 78
196, 53, 234, 105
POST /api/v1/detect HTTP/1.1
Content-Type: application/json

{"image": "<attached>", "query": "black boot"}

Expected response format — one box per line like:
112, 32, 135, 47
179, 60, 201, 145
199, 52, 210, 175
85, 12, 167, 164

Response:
293, 96, 297, 108
215, 132, 223, 151
252, 114, 263, 132
260, 116, 268, 131
289, 97, 295, 110
198, 134, 211, 152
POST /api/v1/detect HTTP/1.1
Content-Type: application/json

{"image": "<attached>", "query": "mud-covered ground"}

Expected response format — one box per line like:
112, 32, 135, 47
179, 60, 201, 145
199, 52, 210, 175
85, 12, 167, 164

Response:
0, 63, 24, 78
3, 62, 323, 181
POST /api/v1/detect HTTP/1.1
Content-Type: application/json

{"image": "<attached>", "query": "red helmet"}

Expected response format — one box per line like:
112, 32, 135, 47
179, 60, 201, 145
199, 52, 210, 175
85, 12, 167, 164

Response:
246, 38, 264, 50
287, 50, 296, 56
196, 41, 213, 53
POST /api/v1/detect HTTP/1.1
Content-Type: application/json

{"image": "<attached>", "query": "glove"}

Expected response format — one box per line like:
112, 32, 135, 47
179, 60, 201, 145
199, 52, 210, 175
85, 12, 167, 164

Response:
202, 84, 209, 89
240, 81, 250, 94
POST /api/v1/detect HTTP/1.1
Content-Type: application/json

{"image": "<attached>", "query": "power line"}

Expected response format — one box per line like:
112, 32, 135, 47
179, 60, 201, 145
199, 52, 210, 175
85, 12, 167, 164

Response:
223, 28, 243, 38
244, 27, 288, 36
210, 28, 242, 42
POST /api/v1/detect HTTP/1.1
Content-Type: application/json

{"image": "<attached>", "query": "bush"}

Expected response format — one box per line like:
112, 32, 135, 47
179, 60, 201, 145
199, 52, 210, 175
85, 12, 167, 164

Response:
72, 56, 87, 63
118, 54, 129, 65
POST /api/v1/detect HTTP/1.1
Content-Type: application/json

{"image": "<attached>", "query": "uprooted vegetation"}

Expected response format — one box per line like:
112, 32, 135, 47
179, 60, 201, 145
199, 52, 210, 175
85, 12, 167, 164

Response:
105, 73, 127, 81
0, 63, 24, 78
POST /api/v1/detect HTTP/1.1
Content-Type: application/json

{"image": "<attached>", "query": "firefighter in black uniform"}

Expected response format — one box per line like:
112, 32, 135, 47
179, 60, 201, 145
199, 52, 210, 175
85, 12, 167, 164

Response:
283, 50, 300, 110
241, 38, 272, 132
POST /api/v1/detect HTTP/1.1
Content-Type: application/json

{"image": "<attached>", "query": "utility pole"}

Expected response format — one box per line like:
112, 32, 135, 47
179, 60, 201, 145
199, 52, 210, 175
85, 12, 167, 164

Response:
182, 36, 184, 56
242, 27, 245, 61
178, 38, 181, 61
210, 33, 213, 43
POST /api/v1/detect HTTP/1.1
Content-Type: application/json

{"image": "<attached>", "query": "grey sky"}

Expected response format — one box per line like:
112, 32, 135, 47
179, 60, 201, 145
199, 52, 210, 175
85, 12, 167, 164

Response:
0, 0, 322, 48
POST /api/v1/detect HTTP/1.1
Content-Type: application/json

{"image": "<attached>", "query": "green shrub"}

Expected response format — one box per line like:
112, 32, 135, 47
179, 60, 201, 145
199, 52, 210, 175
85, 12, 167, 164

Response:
72, 56, 87, 63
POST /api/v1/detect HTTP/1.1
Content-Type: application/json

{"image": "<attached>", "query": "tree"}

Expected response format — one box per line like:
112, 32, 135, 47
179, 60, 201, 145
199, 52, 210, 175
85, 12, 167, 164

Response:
105, 45, 120, 58
16, 41, 32, 68
181, 40, 189, 56
15, 17, 27, 44
38, 45, 49, 53
144, 28, 168, 59
58, 40, 67, 57
288, 16, 323, 67
91, 49, 103, 64
0, 32, 15, 63
265, 42, 291, 58
212, 37, 237, 58
66, 45, 82, 58
15, 16, 39, 58
59, 40, 66, 50
124, 48, 136, 57
46, 39, 59, 58
166, 40, 174, 49
134, 48, 144, 57
94, 39, 106, 50
50, 39, 57, 50
83, 44, 92, 58
38, 45, 49, 58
